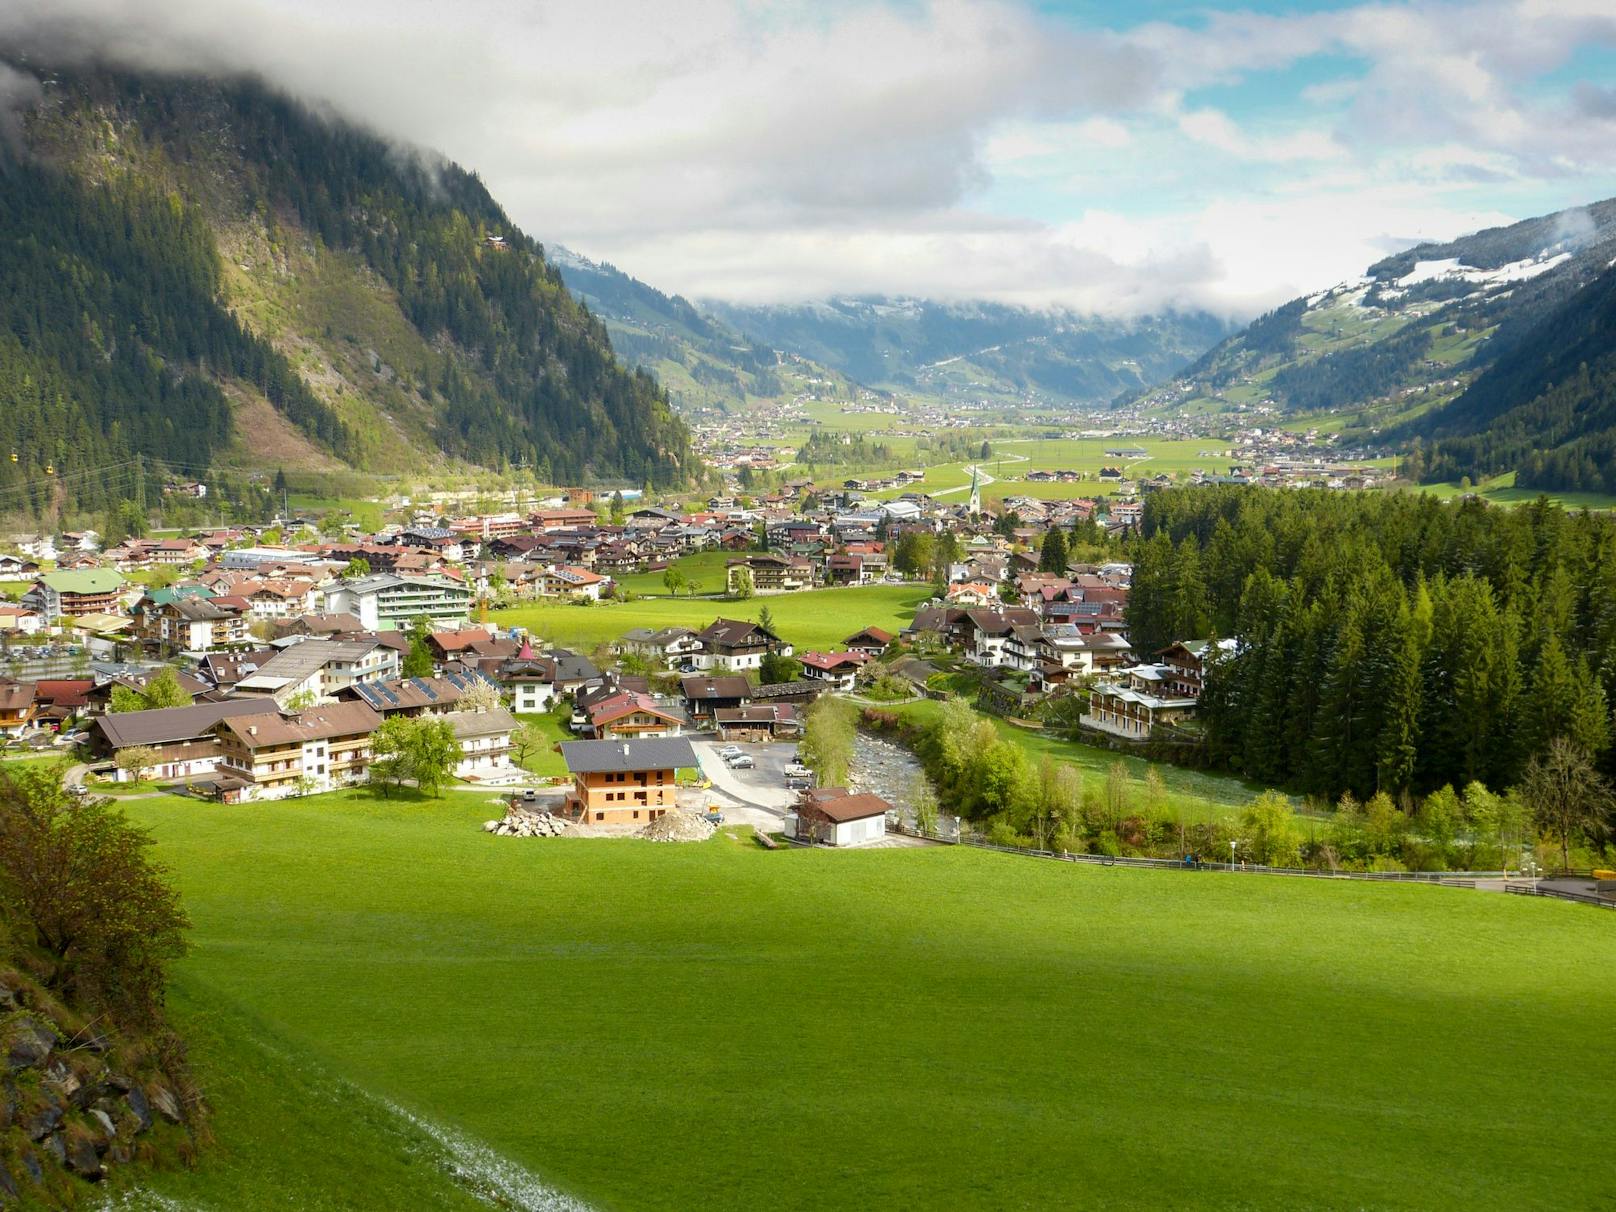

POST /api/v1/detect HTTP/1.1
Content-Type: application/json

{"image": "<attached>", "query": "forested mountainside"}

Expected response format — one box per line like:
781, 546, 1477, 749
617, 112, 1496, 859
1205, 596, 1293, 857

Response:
0, 61, 692, 518
1130, 487, 1616, 801
1131, 198, 1616, 428
702, 296, 1231, 408
1411, 262, 1616, 493
552, 247, 864, 410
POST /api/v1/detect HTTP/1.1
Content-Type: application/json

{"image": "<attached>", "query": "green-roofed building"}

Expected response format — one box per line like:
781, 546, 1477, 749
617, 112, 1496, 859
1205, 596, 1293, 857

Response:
25, 568, 128, 619
138, 584, 215, 609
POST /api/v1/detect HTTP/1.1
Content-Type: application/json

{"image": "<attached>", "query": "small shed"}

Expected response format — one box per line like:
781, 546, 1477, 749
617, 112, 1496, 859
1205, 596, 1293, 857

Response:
794, 788, 891, 847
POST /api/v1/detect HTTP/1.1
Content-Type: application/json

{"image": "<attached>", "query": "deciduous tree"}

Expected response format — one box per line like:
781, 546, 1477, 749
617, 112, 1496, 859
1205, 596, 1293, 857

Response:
1518, 738, 1614, 871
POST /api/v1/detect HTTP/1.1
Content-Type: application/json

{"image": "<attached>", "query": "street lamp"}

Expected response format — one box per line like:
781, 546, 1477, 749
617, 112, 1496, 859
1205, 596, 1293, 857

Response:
1229, 839, 1238, 870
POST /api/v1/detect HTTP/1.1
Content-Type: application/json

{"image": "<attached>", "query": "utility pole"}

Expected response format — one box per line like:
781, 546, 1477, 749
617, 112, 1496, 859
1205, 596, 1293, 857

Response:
133, 451, 146, 512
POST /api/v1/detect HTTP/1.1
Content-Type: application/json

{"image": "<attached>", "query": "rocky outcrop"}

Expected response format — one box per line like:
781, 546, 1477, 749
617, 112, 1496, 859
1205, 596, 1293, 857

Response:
0, 992, 196, 1203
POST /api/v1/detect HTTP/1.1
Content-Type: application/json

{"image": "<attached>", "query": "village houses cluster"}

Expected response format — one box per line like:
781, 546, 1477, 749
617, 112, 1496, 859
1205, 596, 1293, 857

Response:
1, 472, 1237, 826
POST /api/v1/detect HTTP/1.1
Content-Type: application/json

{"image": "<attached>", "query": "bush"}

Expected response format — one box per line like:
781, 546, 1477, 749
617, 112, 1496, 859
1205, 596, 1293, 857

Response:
987, 820, 1024, 848
0, 766, 189, 1027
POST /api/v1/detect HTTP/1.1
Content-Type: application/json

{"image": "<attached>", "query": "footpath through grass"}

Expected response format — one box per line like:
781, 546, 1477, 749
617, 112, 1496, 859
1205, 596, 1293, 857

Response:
493, 582, 928, 653
128, 789, 1616, 1210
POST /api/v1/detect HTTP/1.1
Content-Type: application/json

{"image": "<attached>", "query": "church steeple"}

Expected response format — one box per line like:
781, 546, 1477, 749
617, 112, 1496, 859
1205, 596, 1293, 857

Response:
967, 463, 981, 515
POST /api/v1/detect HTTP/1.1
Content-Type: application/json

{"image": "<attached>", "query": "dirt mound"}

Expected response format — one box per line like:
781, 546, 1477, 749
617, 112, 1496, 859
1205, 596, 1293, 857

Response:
636, 811, 716, 843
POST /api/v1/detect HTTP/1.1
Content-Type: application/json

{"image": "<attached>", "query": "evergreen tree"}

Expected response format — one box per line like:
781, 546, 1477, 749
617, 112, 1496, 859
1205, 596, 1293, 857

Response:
1038, 527, 1068, 574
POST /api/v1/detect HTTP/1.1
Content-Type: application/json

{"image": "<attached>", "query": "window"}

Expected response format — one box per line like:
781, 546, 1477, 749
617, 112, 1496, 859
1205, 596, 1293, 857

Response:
595, 812, 604, 822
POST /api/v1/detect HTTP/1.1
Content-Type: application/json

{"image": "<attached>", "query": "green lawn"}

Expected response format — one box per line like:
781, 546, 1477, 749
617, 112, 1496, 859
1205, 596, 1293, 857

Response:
288, 494, 389, 531
611, 549, 738, 596
493, 583, 928, 652
868, 437, 1241, 504
513, 707, 572, 778
125, 788, 1616, 1209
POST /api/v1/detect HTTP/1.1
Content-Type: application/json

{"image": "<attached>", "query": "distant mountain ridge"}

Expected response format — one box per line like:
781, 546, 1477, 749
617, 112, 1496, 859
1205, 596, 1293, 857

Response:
702, 295, 1233, 408
551, 247, 864, 410
1133, 197, 1616, 428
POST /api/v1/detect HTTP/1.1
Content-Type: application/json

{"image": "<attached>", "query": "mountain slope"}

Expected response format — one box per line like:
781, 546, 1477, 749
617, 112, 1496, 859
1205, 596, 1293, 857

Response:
1413, 261, 1616, 492
0, 61, 693, 519
701, 296, 1231, 408
1133, 198, 1616, 426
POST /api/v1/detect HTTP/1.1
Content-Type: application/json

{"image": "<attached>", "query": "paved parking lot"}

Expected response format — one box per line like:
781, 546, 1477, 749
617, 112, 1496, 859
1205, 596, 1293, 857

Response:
690, 739, 801, 821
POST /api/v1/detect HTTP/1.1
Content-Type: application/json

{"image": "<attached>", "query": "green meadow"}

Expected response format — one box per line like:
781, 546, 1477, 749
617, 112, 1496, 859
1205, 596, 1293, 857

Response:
123, 789, 1616, 1209
492, 583, 929, 653
1414, 471, 1616, 512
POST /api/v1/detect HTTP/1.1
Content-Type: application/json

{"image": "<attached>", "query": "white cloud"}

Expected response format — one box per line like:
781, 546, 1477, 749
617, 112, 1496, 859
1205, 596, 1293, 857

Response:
1176, 107, 1344, 163
0, 0, 1613, 317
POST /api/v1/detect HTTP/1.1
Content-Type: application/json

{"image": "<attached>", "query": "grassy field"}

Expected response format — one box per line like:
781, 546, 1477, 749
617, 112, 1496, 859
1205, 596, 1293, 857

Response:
869, 437, 1244, 504
610, 549, 737, 596
513, 707, 571, 778
1414, 472, 1616, 512
124, 788, 1616, 1209
288, 494, 390, 531
493, 583, 928, 653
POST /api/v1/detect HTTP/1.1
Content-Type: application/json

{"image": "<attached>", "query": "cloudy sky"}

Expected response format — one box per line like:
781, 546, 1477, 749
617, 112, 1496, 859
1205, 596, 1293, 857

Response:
5, 0, 1616, 317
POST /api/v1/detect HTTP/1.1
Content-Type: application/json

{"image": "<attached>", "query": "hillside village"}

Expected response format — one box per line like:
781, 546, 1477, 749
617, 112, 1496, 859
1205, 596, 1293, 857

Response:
0, 470, 1250, 837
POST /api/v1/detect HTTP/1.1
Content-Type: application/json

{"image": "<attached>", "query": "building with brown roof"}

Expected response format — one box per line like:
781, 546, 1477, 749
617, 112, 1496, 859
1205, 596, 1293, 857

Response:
679, 674, 751, 722
214, 701, 384, 802
792, 787, 891, 846
0, 682, 38, 738
693, 618, 791, 672
713, 703, 801, 742
583, 691, 683, 740
88, 699, 274, 782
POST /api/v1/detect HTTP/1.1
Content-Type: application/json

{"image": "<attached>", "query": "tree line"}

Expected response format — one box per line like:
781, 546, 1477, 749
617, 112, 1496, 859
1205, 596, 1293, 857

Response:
1130, 486, 1616, 803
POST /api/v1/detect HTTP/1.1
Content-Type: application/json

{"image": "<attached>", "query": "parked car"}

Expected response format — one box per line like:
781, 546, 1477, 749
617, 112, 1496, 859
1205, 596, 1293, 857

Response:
727, 755, 755, 770
784, 762, 811, 779
717, 745, 743, 760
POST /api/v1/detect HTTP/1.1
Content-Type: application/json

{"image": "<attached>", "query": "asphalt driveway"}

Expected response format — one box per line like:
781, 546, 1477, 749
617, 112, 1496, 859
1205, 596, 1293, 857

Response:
690, 739, 799, 816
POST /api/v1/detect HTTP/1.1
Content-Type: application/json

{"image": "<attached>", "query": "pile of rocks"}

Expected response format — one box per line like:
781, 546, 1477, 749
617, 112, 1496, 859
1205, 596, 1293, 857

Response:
636, 811, 717, 843
483, 808, 570, 838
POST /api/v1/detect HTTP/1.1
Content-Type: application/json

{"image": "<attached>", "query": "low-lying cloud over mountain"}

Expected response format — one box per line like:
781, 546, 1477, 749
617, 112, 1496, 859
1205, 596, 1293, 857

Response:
4, 0, 1616, 318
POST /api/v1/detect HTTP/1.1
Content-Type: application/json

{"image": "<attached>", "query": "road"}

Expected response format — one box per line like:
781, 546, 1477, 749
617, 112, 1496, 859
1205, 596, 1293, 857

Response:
929, 452, 1029, 497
